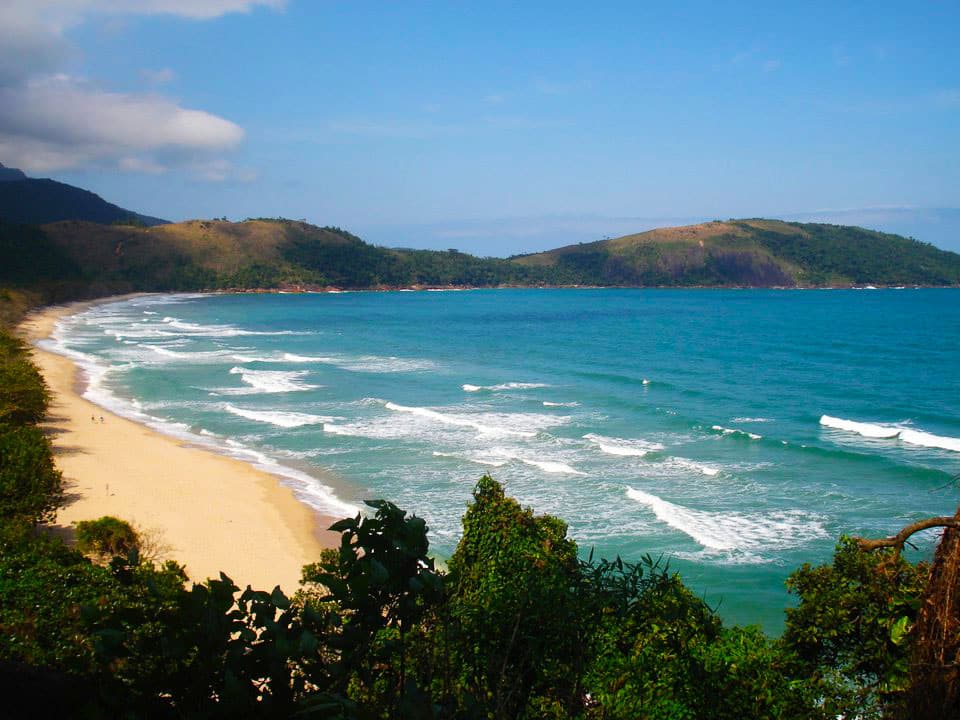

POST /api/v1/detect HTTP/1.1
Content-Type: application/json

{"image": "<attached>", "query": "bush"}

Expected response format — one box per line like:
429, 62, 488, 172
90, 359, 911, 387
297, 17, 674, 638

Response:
75, 516, 140, 560
0, 425, 63, 524
782, 536, 929, 718
0, 330, 49, 428
445, 475, 583, 718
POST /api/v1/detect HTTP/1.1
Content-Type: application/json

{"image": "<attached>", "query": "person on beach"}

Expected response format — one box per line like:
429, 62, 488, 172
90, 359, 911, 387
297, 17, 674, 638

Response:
100, 416, 104, 424
91, 415, 96, 423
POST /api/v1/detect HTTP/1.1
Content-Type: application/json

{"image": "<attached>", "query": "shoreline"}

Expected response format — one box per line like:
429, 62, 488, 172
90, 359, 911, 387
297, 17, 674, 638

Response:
19, 297, 341, 592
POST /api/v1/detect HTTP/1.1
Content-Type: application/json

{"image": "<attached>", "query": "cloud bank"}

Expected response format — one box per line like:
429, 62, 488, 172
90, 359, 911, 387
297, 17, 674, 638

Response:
0, 0, 280, 178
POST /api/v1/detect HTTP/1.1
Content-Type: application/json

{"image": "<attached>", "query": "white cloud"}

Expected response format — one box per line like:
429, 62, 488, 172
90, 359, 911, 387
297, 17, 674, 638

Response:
0, 0, 279, 176
0, 75, 243, 174
0, 1, 284, 32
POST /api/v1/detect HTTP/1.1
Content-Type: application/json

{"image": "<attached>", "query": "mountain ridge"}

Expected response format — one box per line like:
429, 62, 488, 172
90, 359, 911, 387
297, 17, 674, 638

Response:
2, 216, 958, 298
0, 164, 168, 227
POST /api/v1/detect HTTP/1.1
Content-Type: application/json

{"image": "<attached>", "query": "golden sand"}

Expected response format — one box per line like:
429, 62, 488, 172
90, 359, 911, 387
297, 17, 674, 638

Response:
19, 299, 340, 591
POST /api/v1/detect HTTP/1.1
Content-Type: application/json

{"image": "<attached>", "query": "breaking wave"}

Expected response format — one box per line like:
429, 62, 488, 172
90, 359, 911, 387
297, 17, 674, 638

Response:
463, 382, 549, 392
224, 405, 332, 428
626, 487, 827, 556
821, 415, 960, 452
228, 367, 318, 394
584, 433, 664, 457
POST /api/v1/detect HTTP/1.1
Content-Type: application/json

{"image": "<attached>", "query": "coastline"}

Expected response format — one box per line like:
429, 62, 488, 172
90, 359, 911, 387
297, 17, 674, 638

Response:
18, 297, 341, 592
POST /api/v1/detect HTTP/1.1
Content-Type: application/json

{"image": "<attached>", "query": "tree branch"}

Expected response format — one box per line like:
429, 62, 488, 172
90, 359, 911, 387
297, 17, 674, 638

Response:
855, 517, 960, 555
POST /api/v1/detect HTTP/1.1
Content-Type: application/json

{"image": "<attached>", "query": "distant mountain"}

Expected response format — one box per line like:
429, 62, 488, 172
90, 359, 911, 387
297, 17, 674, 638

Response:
0, 165, 167, 227
1, 216, 958, 297
0, 162, 27, 182
511, 219, 960, 287
0, 214, 960, 299
0, 219, 532, 293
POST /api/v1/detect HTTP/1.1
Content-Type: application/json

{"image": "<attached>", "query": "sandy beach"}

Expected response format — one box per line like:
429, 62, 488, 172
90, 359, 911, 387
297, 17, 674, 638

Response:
19, 298, 340, 592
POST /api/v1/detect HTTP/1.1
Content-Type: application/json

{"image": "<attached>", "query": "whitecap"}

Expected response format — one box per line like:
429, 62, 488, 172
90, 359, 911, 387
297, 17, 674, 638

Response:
583, 433, 664, 457
224, 405, 333, 428
625, 487, 826, 554
711, 425, 762, 440
432, 451, 508, 467
819, 415, 900, 438
462, 382, 549, 392
160, 316, 306, 338
543, 401, 580, 407
490, 449, 587, 475
228, 366, 318, 393
384, 401, 539, 438
670, 458, 721, 476
821, 415, 960, 453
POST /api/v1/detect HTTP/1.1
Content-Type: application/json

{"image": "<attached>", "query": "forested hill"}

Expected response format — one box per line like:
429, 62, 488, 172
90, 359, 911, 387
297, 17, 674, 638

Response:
1, 216, 958, 298
511, 219, 960, 287
0, 167, 168, 227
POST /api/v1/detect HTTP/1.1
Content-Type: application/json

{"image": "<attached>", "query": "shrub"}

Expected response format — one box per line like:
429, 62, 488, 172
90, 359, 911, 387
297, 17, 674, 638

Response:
0, 425, 63, 524
75, 516, 140, 560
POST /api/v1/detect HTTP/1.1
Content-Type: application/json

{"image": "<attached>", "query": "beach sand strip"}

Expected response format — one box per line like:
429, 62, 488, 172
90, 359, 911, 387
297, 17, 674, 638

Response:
18, 299, 340, 592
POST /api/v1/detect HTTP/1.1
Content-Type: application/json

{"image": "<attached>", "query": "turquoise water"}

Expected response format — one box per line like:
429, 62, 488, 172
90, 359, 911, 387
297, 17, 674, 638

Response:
46, 289, 960, 632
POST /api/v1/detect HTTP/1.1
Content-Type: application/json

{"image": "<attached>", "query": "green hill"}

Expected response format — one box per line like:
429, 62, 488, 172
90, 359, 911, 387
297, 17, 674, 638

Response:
1, 216, 958, 304
511, 219, 960, 287
0, 173, 168, 227
0, 218, 543, 295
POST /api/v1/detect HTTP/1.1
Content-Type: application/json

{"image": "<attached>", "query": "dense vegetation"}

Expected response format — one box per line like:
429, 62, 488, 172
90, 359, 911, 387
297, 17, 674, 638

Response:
0, 319, 953, 717
0, 174, 167, 227
2, 215, 958, 299
512, 219, 960, 287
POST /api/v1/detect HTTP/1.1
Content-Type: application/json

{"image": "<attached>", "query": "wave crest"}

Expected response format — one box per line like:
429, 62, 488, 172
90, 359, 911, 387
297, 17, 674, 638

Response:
821, 415, 960, 452
626, 487, 826, 555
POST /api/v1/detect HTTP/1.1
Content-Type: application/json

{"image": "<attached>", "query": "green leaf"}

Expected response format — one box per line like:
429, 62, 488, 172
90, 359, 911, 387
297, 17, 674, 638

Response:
890, 615, 911, 646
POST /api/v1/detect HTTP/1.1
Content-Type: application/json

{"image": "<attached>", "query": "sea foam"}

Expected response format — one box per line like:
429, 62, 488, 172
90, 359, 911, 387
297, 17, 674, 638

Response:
820, 415, 960, 452
160, 316, 305, 338
489, 448, 587, 475
711, 425, 762, 440
224, 405, 332, 428
228, 367, 318, 394
463, 382, 549, 392
384, 401, 539, 438
626, 487, 826, 556
583, 433, 664, 457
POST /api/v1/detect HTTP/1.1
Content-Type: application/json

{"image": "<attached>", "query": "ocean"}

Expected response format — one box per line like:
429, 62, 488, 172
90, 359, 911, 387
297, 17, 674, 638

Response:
44, 288, 960, 632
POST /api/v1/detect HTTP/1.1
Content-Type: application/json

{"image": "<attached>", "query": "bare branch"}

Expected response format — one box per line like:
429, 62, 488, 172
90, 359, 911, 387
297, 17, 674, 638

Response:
855, 517, 960, 555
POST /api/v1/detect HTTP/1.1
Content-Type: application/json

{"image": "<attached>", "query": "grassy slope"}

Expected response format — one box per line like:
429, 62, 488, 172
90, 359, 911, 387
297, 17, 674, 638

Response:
512, 219, 960, 286
3, 217, 958, 300
11, 219, 537, 292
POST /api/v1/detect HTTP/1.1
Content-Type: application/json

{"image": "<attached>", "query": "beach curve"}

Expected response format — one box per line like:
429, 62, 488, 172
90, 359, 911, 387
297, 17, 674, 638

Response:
19, 297, 340, 592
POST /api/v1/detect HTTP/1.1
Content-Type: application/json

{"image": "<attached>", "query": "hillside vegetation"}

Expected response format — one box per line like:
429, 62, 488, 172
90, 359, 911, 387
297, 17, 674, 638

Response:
1, 217, 958, 302
512, 219, 960, 286
0, 176, 167, 227
0, 218, 543, 295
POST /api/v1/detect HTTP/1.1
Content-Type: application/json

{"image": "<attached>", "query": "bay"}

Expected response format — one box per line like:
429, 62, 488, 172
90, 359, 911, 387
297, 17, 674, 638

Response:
47, 288, 960, 633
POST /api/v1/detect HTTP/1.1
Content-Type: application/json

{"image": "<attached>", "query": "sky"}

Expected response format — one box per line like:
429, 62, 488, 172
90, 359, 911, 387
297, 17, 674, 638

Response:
1, 1, 958, 255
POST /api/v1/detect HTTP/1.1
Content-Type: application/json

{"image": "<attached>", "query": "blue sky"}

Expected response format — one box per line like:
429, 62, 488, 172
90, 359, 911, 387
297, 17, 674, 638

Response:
1, 1, 958, 254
